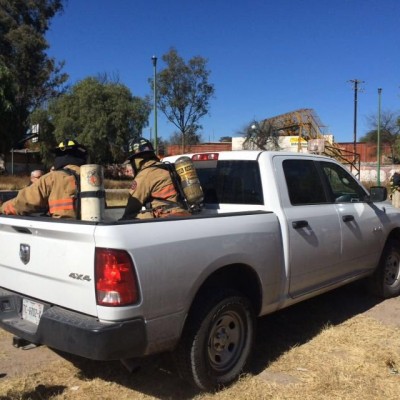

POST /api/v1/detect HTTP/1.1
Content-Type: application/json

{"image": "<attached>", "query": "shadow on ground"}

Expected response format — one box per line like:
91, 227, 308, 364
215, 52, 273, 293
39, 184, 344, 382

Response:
249, 280, 381, 374
0, 384, 67, 400
56, 281, 383, 399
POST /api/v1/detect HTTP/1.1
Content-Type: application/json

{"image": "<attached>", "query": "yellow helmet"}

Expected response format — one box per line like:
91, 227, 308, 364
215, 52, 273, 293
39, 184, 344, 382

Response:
53, 139, 87, 156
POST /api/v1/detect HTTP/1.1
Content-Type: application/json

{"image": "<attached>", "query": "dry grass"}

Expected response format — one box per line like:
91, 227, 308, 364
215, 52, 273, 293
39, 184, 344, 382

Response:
0, 176, 398, 398
0, 175, 130, 207
104, 180, 131, 206
104, 178, 131, 190
0, 175, 131, 191
0, 175, 29, 190
0, 285, 399, 400
240, 317, 399, 400
105, 190, 129, 207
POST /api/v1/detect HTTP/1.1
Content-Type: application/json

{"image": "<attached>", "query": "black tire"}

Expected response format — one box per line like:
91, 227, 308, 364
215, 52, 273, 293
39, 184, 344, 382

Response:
174, 289, 255, 391
369, 238, 400, 298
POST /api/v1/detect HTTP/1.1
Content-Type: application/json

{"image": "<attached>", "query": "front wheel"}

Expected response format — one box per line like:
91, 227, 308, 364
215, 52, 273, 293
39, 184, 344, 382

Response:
174, 289, 255, 391
369, 238, 400, 298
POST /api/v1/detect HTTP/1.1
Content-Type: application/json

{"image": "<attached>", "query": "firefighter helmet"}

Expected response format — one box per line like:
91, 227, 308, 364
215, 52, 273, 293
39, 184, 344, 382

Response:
53, 139, 87, 156
128, 137, 155, 159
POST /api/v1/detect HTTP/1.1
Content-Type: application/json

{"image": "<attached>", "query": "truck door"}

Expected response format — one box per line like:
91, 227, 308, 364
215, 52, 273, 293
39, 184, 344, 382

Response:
319, 160, 385, 275
278, 158, 344, 297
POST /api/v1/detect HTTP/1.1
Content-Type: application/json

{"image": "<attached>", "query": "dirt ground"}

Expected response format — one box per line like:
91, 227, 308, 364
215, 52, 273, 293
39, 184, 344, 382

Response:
0, 282, 399, 390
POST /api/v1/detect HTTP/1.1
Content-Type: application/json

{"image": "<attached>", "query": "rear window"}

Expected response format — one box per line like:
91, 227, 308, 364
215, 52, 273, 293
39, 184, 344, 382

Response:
194, 160, 263, 205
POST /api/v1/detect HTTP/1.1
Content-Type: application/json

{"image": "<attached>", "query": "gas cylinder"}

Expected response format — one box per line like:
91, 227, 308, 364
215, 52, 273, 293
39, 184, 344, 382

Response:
174, 156, 204, 207
80, 164, 105, 221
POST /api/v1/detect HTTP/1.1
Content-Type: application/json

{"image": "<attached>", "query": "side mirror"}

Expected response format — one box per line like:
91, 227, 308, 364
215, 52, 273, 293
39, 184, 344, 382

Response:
369, 186, 388, 202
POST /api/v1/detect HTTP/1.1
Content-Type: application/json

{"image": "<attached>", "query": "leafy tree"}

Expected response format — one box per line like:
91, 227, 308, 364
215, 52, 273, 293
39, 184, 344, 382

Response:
219, 136, 232, 143
155, 137, 169, 157
0, 63, 15, 156
0, 0, 67, 155
360, 111, 400, 162
151, 48, 214, 152
48, 77, 151, 164
0, 63, 14, 113
169, 130, 202, 146
241, 120, 281, 151
29, 108, 56, 168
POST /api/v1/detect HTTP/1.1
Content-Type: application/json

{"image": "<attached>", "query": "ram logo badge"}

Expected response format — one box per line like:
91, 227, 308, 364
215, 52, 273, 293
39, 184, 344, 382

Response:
19, 244, 30, 265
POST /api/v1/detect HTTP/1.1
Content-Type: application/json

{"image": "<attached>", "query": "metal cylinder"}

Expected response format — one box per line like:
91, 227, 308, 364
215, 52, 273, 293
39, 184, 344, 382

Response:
80, 164, 105, 221
174, 156, 204, 206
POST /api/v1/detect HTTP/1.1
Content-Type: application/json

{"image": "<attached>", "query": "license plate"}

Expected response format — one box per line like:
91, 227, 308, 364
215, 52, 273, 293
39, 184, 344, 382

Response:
22, 298, 44, 325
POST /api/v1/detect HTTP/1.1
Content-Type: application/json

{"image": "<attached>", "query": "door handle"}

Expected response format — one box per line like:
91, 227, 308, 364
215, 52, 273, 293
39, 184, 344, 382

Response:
342, 215, 354, 222
292, 220, 309, 229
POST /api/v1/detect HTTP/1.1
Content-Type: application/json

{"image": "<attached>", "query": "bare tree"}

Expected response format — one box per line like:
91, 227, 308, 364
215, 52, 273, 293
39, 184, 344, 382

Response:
361, 110, 400, 162
241, 120, 281, 151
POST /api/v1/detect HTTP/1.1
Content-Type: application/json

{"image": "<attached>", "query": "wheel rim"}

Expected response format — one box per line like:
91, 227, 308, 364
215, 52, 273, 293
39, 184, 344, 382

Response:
384, 251, 400, 287
207, 310, 246, 373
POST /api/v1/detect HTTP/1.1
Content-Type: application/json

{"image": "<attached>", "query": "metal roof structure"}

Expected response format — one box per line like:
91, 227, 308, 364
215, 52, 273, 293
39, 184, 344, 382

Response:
261, 108, 327, 140
261, 108, 360, 177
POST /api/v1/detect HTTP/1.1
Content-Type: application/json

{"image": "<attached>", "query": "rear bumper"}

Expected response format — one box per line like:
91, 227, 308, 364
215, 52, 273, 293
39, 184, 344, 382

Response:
0, 288, 147, 360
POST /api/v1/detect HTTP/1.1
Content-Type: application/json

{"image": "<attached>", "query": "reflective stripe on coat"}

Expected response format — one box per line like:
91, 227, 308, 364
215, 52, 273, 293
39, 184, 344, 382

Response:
0, 165, 80, 219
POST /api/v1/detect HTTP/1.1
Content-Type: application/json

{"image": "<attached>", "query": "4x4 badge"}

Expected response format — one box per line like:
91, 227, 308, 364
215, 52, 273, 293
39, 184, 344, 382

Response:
19, 244, 30, 265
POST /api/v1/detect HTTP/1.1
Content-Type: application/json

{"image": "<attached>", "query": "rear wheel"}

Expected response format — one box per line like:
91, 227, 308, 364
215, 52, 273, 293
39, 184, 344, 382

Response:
369, 238, 400, 298
175, 289, 255, 391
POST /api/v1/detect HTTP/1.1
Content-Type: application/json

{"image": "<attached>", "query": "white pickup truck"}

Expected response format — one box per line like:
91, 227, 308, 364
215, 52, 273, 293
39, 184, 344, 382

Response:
0, 151, 399, 391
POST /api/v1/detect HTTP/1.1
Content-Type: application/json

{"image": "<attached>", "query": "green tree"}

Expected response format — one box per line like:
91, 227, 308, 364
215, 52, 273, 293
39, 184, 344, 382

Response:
29, 108, 56, 168
0, 63, 15, 156
0, 63, 14, 113
48, 77, 151, 164
219, 136, 232, 143
0, 0, 67, 155
169, 130, 202, 146
151, 48, 214, 152
155, 136, 169, 157
360, 111, 400, 162
241, 120, 281, 151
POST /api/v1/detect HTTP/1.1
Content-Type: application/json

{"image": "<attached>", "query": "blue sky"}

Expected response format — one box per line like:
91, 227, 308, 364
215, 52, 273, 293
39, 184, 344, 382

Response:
46, 0, 400, 144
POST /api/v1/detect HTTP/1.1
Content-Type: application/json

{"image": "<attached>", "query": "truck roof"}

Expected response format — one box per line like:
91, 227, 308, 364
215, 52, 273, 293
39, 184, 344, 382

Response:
163, 150, 332, 162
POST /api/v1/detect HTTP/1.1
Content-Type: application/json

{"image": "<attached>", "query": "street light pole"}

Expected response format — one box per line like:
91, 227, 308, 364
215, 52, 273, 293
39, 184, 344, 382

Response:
151, 55, 158, 155
377, 88, 382, 186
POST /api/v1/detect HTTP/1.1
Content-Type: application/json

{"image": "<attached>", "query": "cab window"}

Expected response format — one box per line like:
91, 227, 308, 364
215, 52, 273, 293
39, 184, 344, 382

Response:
283, 159, 328, 205
320, 161, 367, 203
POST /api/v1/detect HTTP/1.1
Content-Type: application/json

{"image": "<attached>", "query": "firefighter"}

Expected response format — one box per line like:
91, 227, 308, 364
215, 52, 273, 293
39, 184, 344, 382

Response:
0, 139, 87, 219
121, 137, 189, 220
29, 169, 44, 185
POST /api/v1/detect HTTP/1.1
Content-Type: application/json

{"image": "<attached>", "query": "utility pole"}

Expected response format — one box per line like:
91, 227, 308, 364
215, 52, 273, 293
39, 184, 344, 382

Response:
349, 79, 364, 161
377, 88, 382, 185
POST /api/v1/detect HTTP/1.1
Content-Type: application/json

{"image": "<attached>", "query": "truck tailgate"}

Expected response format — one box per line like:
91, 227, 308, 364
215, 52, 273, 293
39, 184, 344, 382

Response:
0, 216, 98, 316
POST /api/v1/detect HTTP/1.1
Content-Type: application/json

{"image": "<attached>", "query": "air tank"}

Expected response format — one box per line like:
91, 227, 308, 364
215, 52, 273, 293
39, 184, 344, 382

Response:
174, 156, 204, 207
80, 164, 105, 221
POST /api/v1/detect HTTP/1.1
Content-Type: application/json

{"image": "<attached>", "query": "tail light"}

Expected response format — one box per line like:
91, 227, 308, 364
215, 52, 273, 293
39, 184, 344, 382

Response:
192, 153, 219, 161
95, 248, 139, 306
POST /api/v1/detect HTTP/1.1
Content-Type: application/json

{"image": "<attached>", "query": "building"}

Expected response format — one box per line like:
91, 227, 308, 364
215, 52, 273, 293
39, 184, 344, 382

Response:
3, 149, 44, 174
